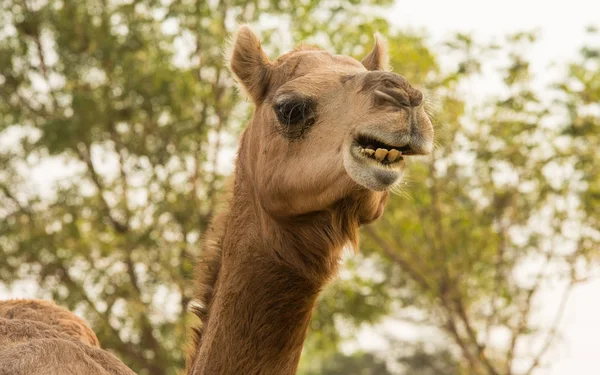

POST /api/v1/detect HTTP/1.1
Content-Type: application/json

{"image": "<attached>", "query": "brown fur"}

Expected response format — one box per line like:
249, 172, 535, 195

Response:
0, 299, 100, 347
186, 26, 433, 375
0, 318, 135, 375
0, 300, 134, 375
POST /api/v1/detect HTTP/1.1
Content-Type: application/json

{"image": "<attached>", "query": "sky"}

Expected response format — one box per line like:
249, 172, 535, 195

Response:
386, 1, 600, 374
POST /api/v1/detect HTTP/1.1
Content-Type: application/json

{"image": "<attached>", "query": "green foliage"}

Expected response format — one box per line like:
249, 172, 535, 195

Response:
303, 27, 600, 375
314, 29, 600, 375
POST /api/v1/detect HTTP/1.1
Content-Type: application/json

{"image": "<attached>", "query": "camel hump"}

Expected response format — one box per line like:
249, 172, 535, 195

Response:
0, 299, 100, 347
0, 319, 135, 375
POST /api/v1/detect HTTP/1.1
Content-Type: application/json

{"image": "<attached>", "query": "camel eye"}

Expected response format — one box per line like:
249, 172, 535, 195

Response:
274, 100, 314, 127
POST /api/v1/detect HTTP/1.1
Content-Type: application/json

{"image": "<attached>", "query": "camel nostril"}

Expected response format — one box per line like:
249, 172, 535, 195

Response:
374, 88, 410, 109
410, 90, 423, 107
374, 86, 424, 110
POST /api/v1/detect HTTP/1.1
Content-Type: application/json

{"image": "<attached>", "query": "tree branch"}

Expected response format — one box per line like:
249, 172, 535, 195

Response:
76, 143, 128, 233
0, 183, 32, 216
14, 91, 51, 119
443, 310, 481, 373
428, 154, 453, 294
21, 0, 59, 112
454, 296, 500, 375
506, 288, 534, 374
524, 283, 574, 375
363, 225, 432, 293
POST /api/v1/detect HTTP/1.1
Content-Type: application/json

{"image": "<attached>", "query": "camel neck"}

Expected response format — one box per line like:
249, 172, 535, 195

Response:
189, 184, 346, 375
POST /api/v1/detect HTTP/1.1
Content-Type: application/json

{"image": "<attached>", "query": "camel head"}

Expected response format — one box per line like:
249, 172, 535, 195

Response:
230, 26, 433, 223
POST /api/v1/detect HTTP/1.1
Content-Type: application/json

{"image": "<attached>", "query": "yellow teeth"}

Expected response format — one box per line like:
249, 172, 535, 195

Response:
374, 148, 388, 161
358, 146, 403, 163
387, 149, 401, 162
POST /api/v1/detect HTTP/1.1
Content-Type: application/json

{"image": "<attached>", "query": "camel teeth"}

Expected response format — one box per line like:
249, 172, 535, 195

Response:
387, 149, 400, 162
364, 148, 375, 156
374, 148, 388, 161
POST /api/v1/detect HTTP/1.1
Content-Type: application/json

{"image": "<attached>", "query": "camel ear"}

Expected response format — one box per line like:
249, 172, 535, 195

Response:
229, 26, 272, 103
361, 33, 390, 71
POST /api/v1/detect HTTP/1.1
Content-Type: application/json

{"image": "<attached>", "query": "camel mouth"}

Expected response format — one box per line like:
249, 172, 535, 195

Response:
344, 135, 406, 191
352, 134, 412, 165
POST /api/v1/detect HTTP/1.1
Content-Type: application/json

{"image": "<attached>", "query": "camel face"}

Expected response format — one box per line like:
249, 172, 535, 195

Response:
229, 27, 433, 218
266, 56, 433, 192
341, 71, 433, 191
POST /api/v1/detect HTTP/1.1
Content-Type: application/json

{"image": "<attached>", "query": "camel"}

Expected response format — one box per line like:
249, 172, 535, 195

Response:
0, 299, 135, 375
0, 26, 433, 375
0, 299, 100, 347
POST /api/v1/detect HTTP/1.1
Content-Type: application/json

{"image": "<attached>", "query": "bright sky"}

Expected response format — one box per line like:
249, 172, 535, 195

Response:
387, 1, 600, 374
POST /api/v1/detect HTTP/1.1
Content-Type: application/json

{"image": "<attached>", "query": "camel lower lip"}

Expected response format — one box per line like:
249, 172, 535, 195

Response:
344, 144, 404, 191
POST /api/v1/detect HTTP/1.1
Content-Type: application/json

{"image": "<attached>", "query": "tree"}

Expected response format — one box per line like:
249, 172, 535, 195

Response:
302, 30, 600, 374
554, 26, 600, 265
